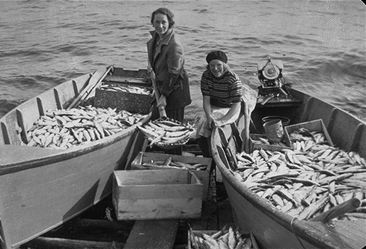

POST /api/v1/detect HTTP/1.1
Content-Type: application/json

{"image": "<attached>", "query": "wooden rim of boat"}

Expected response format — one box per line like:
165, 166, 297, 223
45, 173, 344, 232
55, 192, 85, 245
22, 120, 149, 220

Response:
0, 119, 147, 175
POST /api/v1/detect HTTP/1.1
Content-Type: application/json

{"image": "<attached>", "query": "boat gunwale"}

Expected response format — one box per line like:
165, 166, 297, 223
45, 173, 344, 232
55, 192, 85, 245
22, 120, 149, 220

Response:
0, 118, 147, 175
290, 88, 366, 126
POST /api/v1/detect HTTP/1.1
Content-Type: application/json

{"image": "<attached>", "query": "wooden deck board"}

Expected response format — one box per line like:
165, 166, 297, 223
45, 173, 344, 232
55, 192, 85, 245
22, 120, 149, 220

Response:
124, 220, 178, 249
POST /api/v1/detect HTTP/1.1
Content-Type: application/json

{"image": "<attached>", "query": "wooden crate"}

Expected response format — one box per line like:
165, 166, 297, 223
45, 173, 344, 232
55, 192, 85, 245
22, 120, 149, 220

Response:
113, 169, 202, 220
94, 68, 153, 114
284, 119, 334, 146
94, 85, 152, 114
130, 152, 212, 201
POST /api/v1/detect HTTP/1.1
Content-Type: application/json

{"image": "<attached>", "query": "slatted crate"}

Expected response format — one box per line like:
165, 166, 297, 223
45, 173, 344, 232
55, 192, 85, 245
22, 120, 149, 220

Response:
284, 119, 334, 147
94, 68, 153, 114
113, 169, 202, 220
130, 152, 212, 201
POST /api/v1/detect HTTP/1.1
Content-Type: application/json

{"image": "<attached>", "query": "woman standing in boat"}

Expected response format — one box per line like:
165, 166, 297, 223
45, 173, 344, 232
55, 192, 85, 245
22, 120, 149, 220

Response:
196, 50, 254, 156
147, 7, 191, 122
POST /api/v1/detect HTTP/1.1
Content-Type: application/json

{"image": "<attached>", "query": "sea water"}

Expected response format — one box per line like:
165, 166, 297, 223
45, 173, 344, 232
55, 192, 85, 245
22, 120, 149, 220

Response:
0, 0, 365, 121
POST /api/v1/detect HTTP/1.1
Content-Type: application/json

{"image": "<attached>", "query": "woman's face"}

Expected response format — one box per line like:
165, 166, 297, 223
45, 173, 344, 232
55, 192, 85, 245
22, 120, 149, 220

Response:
153, 13, 169, 36
209, 59, 225, 78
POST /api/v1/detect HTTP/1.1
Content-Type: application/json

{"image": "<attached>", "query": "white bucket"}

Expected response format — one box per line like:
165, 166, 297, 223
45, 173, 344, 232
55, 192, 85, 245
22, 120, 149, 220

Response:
263, 119, 284, 143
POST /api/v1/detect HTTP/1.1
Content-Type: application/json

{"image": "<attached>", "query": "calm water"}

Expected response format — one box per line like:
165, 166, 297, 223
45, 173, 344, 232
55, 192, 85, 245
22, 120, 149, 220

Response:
0, 0, 365, 122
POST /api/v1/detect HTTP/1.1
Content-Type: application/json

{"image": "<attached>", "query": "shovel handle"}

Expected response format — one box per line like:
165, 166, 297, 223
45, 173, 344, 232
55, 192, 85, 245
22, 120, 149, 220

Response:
149, 69, 167, 117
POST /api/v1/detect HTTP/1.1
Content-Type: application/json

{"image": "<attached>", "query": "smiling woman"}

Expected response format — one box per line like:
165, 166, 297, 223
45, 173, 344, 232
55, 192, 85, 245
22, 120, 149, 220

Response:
147, 7, 191, 125
146, 7, 192, 155
195, 50, 255, 157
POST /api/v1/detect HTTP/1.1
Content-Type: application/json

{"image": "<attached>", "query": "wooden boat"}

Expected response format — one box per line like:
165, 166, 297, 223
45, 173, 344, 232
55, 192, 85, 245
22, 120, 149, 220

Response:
211, 87, 366, 249
0, 66, 149, 249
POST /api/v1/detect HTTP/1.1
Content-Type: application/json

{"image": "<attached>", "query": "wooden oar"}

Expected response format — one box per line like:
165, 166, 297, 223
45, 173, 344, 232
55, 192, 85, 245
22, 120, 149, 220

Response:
149, 69, 167, 118
310, 198, 361, 223
67, 65, 113, 109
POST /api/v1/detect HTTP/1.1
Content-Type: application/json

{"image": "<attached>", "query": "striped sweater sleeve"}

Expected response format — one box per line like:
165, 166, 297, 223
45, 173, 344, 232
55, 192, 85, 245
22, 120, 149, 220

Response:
200, 70, 211, 96
230, 72, 243, 103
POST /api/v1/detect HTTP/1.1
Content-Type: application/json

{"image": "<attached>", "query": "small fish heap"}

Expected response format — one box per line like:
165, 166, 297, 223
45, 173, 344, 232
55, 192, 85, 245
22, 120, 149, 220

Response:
138, 119, 195, 147
234, 128, 366, 220
189, 225, 259, 249
252, 135, 288, 147
99, 84, 151, 95
139, 156, 207, 171
26, 106, 147, 149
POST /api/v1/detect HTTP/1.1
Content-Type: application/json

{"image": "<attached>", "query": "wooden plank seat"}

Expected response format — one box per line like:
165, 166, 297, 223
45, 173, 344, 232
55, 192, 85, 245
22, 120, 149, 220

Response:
123, 219, 178, 249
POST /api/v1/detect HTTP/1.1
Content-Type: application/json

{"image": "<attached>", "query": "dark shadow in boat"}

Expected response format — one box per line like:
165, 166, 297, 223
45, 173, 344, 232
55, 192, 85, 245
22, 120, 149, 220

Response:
117, 130, 146, 171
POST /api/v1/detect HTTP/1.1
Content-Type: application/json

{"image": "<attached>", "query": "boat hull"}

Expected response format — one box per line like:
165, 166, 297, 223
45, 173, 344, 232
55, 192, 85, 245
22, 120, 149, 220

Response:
223, 179, 317, 249
0, 130, 145, 249
0, 66, 148, 249
212, 88, 366, 249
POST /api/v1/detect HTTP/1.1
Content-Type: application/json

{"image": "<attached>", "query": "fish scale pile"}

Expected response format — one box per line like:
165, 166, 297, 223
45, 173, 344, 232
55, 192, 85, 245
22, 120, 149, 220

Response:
26, 105, 146, 149
234, 129, 366, 220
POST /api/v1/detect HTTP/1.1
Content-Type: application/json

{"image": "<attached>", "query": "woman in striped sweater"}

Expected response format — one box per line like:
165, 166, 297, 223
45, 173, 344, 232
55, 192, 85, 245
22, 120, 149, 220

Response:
197, 50, 244, 156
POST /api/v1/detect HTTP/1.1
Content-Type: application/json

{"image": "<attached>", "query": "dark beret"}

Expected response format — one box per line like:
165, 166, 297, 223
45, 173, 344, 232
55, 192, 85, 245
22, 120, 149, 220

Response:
206, 50, 228, 64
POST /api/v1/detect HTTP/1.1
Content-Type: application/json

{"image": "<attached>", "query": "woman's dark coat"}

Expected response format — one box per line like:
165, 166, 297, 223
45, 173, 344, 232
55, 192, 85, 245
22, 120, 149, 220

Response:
147, 29, 191, 110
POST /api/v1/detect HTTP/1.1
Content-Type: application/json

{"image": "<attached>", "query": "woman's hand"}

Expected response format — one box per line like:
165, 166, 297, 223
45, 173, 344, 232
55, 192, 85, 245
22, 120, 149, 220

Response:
157, 94, 167, 108
207, 114, 215, 128
213, 117, 229, 127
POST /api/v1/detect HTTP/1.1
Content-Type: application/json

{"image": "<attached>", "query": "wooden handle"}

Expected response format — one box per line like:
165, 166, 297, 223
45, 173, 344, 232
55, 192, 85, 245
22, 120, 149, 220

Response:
311, 198, 361, 222
158, 105, 167, 118
67, 66, 113, 109
149, 70, 167, 118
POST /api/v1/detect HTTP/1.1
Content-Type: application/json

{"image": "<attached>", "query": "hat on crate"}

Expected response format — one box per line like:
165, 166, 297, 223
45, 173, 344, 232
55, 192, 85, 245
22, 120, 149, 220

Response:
206, 50, 228, 64
262, 62, 280, 80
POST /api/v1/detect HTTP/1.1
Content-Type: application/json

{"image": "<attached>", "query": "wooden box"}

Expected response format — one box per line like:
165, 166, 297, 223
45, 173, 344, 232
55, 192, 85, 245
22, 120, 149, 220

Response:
130, 152, 212, 201
94, 68, 153, 114
284, 119, 334, 147
113, 169, 202, 220
94, 85, 152, 114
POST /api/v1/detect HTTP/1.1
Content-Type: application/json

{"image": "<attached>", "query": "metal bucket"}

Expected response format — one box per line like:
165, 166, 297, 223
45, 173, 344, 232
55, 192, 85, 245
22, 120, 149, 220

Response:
263, 119, 284, 143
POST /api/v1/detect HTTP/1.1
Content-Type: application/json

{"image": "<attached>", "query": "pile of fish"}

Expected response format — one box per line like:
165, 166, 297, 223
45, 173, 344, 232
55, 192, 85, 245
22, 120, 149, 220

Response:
234, 128, 366, 220
135, 156, 207, 171
251, 135, 288, 147
26, 106, 147, 149
138, 119, 195, 147
189, 225, 260, 249
99, 84, 151, 95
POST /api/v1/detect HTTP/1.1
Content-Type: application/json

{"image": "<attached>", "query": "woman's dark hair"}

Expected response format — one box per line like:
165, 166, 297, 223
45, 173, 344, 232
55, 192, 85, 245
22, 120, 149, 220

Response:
151, 8, 175, 28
